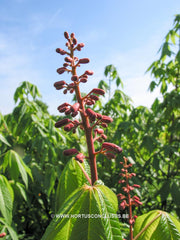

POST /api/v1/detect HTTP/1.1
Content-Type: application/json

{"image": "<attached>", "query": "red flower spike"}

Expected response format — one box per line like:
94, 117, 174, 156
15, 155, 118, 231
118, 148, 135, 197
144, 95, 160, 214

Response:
91, 88, 105, 95
101, 115, 113, 123
56, 48, 66, 55
85, 70, 94, 75
75, 153, 85, 163
55, 118, 71, 128
94, 128, 104, 134
63, 148, 78, 156
57, 67, 66, 74
71, 75, 79, 81
86, 108, 97, 122
102, 142, 123, 154
64, 31, 69, 40
64, 123, 74, 132
79, 58, 90, 64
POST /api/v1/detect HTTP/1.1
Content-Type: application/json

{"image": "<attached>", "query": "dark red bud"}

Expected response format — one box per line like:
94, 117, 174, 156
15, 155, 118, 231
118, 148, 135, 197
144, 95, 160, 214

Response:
0, 233, 6, 238
63, 63, 69, 67
79, 58, 90, 64
71, 103, 80, 112
94, 128, 104, 134
101, 115, 113, 123
75, 153, 85, 163
57, 67, 66, 74
134, 215, 138, 220
133, 184, 141, 188
118, 179, 125, 184
73, 38, 77, 45
58, 106, 68, 113
64, 123, 74, 131
64, 31, 69, 39
70, 89, 74, 94
90, 95, 99, 101
120, 200, 127, 210
65, 57, 73, 63
54, 81, 66, 89
101, 134, 107, 140
56, 48, 66, 55
96, 113, 103, 119
76, 43, 85, 51
65, 108, 72, 115
101, 123, 108, 128
117, 193, 126, 200
71, 111, 78, 117
129, 219, 135, 225
55, 118, 71, 128
63, 89, 68, 94
80, 78, 87, 83
70, 33, 75, 38
85, 70, 93, 75
91, 88, 105, 95
63, 148, 78, 156
57, 102, 69, 110
102, 142, 123, 154
86, 108, 97, 122
71, 75, 79, 81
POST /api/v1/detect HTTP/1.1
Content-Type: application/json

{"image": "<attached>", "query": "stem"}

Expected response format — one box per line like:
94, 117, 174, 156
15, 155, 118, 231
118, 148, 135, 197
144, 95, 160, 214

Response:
133, 212, 162, 240
70, 47, 98, 185
126, 174, 133, 240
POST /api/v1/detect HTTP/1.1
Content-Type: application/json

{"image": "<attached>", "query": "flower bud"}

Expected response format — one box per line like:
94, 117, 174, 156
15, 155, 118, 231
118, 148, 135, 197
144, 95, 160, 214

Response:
57, 102, 69, 110
65, 108, 72, 115
80, 78, 87, 83
101, 123, 108, 128
71, 103, 80, 112
63, 148, 78, 156
65, 57, 73, 63
94, 128, 104, 134
0, 232, 6, 238
96, 113, 102, 119
101, 115, 113, 123
75, 153, 85, 163
76, 43, 85, 51
90, 95, 99, 101
79, 58, 90, 64
71, 75, 79, 81
85, 70, 94, 75
70, 33, 75, 38
55, 118, 71, 128
64, 31, 69, 39
91, 88, 105, 95
73, 38, 77, 45
63, 89, 68, 94
119, 200, 127, 210
58, 106, 68, 113
71, 111, 78, 117
70, 89, 74, 94
64, 123, 74, 131
56, 48, 66, 55
85, 108, 97, 122
101, 134, 107, 140
54, 81, 66, 89
57, 67, 66, 74
102, 142, 123, 154
133, 184, 141, 188
63, 63, 69, 67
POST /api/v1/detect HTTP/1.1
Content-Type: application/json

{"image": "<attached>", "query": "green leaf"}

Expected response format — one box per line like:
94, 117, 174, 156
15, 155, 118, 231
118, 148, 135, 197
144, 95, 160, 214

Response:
42, 184, 122, 240
5, 150, 33, 188
134, 210, 180, 240
55, 159, 90, 212
0, 175, 14, 225
0, 133, 11, 146
0, 217, 18, 240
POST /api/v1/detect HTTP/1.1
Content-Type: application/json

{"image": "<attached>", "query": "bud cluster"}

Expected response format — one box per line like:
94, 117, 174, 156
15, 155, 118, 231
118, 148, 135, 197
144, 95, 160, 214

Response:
117, 157, 142, 227
54, 31, 122, 183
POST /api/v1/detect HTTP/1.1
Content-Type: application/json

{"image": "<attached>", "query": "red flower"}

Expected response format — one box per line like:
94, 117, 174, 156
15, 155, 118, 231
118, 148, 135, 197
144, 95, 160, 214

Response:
63, 148, 78, 156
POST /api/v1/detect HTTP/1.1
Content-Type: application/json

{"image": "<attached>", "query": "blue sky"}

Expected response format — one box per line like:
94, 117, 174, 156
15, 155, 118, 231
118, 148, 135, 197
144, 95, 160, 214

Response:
0, 0, 180, 115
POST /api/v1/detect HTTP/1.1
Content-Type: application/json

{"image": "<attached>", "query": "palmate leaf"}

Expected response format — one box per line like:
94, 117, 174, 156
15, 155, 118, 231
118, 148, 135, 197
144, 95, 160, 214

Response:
0, 175, 14, 225
42, 184, 122, 240
55, 159, 90, 212
134, 210, 180, 240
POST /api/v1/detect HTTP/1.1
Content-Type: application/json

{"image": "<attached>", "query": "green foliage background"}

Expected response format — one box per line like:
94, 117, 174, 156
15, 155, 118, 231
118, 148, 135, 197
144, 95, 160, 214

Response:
0, 14, 180, 240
